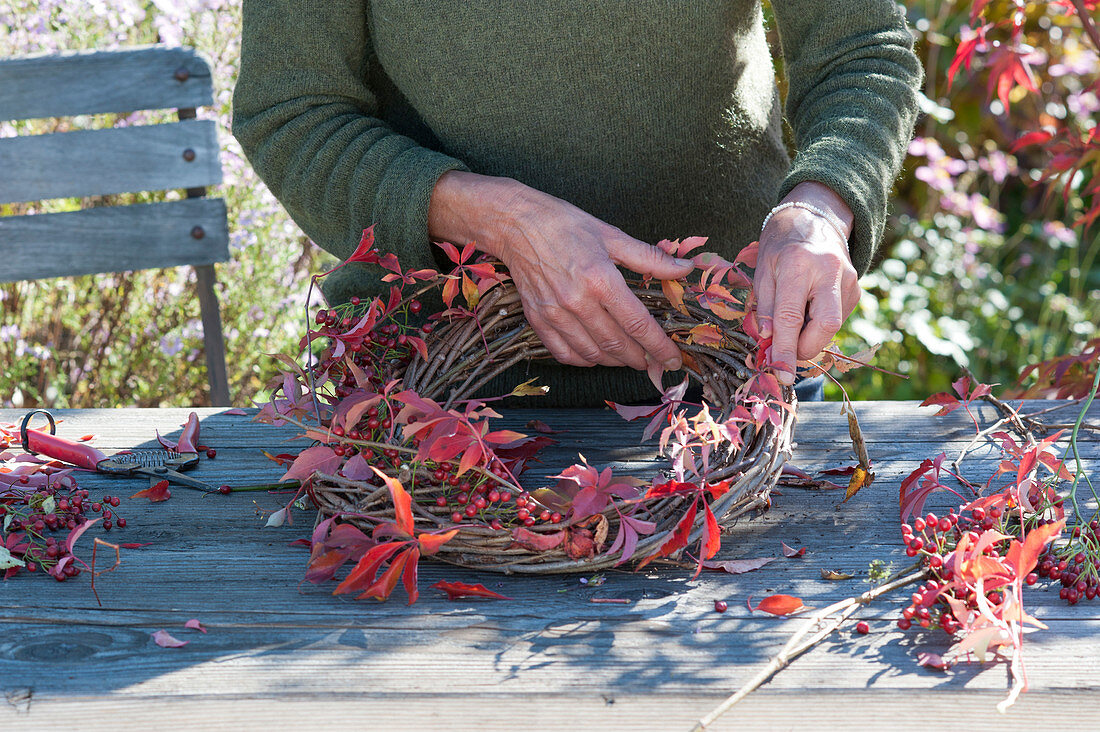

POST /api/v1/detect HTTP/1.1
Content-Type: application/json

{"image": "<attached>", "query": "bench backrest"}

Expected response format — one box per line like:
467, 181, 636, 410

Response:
0, 46, 231, 405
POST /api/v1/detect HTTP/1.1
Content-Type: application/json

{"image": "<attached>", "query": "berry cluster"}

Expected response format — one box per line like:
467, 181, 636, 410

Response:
1036, 519, 1100, 604
1, 484, 127, 580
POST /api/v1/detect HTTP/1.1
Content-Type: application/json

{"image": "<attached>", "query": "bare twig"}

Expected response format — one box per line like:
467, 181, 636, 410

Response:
692, 563, 926, 731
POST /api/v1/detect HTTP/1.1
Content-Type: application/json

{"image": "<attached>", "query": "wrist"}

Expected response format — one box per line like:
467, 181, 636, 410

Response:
428, 171, 531, 258
780, 182, 854, 240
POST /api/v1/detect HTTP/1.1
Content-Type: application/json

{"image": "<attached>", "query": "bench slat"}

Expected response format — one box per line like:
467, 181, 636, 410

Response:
0, 198, 229, 282
0, 47, 213, 121
0, 120, 222, 203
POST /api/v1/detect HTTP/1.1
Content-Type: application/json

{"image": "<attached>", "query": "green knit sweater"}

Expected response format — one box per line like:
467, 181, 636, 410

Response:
232, 0, 922, 406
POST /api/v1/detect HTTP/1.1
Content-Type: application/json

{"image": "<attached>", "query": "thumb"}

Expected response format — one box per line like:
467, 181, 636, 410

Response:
608, 237, 694, 280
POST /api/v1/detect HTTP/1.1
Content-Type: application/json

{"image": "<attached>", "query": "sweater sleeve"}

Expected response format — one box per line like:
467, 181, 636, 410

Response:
770, 0, 923, 274
231, 0, 468, 296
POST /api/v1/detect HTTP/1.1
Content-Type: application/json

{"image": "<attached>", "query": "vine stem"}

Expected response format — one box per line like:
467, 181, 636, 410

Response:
692, 563, 926, 731
1070, 0, 1100, 55
1064, 357, 1100, 518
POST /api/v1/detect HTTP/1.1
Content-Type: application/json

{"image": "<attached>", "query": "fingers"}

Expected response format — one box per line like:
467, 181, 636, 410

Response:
604, 281, 683, 369
770, 276, 809, 386
752, 263, 777, 340
527, 304, 627, 368
607, 236, 695, 281
798, 274, 844, 361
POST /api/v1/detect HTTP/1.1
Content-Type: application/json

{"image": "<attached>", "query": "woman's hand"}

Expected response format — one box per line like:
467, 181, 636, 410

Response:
428, 171, 693, 370
753, 182, 862, 384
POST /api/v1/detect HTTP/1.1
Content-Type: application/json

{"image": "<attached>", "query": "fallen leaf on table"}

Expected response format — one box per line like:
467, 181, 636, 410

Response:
432, 580, 512, 600
781, 542, 806, 558
917, 652, 951, 670
820, 569, 854, 581
151, 630, 188, 648
221, 408, 247, 416
184, 619, 207, 634
749, 594, 806, 616
701, 557, 776, 575
119, 543, 153, 549
130, 480, 171, 503
526, 419, 565, 434
265, 507, 287, 528
78, 434, 96, 442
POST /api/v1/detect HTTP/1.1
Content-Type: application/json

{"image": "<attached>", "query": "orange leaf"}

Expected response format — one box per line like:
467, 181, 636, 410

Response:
130, 480, 171, 503
357, 548, 410, 601
751, 594, 805, 616
370, 467, 413, 536
461, 271, 480, 309
432, 580, 512, 600
401, 547, 420, 605
417, 529, 459, 556
662, 278, 687, 314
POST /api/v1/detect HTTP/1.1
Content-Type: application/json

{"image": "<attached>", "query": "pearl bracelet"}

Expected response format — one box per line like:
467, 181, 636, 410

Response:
760, 201, 850, 242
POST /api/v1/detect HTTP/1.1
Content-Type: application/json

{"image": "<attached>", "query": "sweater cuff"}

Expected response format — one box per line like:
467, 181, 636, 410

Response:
777, 151, 882, 276
372, 145, 469, 271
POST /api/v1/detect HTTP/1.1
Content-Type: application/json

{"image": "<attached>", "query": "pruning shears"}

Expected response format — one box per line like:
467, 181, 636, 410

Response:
19, 409, 216, 493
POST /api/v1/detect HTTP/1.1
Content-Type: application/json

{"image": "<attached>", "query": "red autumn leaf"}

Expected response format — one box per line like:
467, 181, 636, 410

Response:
510, 527, 565, 552
701, 557, 776, 574
357, 547, 410, 601
64, 517, 101, 554
917, 652, 951, 670
1005, 519, 1065, 578
401, 547, 420, 605
699, 503, 721, 565
345, 226, 379, 264
281, 445, 342, 484
130, 480, 171, 503
78, 434, 96, 442
119, 542, 153, 549
368, 467, 414, 537
417, 528, 460, 556
751, 594, 806, 616
305, 549, 350, 584
920, 392, 961, 416
184, 619, 207, 634
432, 580, 512, 601
781, 542, 806, 558
333, 542, 405, 595
151, 630, 188, 648
176, 412, 200, 453
1012, 130, 1053, 152
564, 527, 597, 559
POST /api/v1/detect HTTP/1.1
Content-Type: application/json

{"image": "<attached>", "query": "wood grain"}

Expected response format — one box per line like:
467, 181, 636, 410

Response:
0, 47, 213, 122
0, 198, 229, 282
0, 120, 222, 204
1, 402, 1097, 728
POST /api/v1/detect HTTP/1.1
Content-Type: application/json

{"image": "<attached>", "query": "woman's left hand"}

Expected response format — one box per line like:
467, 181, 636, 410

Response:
752, 182, 862, 385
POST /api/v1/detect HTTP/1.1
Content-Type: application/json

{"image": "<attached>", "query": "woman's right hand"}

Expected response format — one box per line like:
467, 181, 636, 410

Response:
428, 171, 693, 370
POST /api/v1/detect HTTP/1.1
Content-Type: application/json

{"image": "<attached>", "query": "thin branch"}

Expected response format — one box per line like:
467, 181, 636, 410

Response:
1070, 0, 1100, 55
693, 563, 926, 731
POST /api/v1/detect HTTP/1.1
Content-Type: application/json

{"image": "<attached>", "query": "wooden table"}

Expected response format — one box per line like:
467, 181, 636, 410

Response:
1, 401, 1097, 730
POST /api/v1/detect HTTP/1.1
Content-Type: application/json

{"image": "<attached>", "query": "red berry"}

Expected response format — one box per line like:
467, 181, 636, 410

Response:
435, 496, 448, 508
350, 296, 361, 306
219, 485, 232, 495
490, 519, 503, 531
550, 512, 562, 524
117, 518, 127, 528
487, 490, 501, 503
500, 491, 513, 503
409, 300, 422, 314
451, 512, 464, 523
516, 508, 530, 520
937, 518, 952, 533
206, 449, 217, 459
103, 520, 112, 530
474, 497, 488, 510
714, 600, 728, 613
855, 621, 869, 635
456, 493, 469, 505
539, 510, 551, 522
523, 516, 536, 527
897, 618, 911, 630
913, 518, 926, 532
91, 502, 102, 513
464, 504, 478, 518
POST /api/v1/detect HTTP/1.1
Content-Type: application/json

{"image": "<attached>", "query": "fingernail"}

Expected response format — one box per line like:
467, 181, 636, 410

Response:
776, 370, 794, 386
664, 358, 682, 371
674, 258, 693, 268
759, 319, 772, 338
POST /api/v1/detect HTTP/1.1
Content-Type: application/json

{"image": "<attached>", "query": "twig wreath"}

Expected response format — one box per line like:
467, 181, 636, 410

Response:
258, 228, 797, 602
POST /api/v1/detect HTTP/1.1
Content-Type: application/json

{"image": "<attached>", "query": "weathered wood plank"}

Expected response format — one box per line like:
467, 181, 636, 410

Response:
0, 199, 229, 282
0, 120, 222, 203
0, 690, 1086, 732
0, 47, 213, 122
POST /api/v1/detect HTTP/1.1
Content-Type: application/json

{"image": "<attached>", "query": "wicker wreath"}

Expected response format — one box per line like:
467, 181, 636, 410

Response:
307, 273, 797, 574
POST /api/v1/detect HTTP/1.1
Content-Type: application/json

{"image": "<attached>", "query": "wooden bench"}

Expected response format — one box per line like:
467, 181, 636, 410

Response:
0, 46, 231, 406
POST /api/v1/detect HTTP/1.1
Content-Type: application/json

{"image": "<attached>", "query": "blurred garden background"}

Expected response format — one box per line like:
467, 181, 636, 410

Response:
1, 0, 1097, 407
